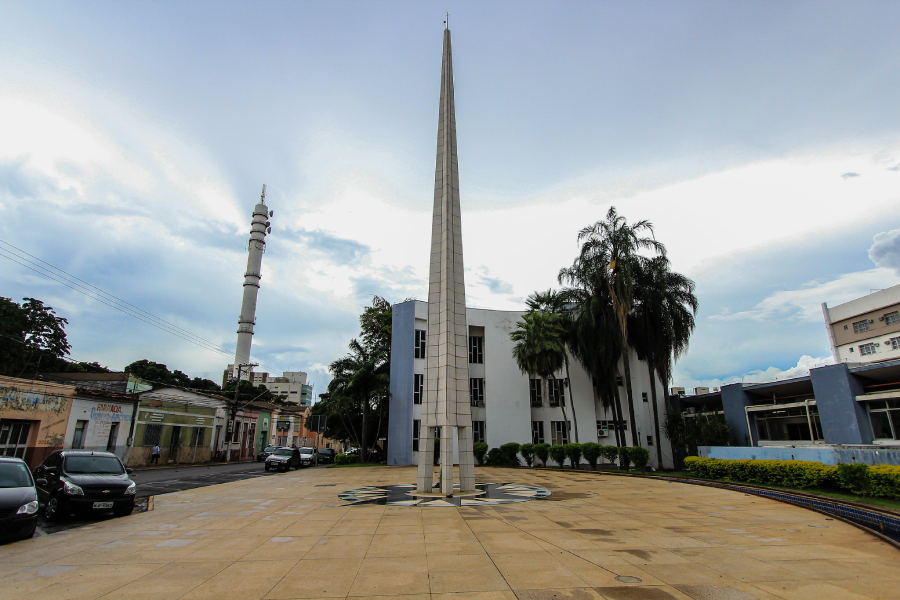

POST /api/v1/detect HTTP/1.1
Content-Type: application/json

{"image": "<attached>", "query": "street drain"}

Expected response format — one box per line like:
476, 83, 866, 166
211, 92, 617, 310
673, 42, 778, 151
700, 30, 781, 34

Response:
615, 576, 643, 584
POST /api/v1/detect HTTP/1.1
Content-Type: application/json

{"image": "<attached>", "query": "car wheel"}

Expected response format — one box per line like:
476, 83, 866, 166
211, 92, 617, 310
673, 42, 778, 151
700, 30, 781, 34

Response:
264, 463, 270, 471
44, 495, 64, 522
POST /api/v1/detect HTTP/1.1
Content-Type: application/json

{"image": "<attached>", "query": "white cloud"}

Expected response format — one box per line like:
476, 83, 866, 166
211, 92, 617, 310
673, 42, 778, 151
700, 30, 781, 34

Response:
675, 355, 834, 391
869, 228, 900, 276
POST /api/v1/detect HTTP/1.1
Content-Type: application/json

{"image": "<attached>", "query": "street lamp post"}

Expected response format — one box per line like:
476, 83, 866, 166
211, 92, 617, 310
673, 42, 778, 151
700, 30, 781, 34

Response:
227, 362, 257, 462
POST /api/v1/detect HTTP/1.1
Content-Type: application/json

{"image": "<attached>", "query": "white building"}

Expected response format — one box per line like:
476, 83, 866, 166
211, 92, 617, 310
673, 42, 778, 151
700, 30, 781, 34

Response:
387, 301, 675, 469
63, 392, 135, 461
823, 283, 900, 364
223, 367, 312, 406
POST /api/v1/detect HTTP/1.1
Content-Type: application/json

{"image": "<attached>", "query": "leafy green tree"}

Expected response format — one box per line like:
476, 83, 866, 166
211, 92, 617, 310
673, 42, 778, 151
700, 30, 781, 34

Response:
548, 445, 567, 468
486, 447, 503, 465
534, 443, 550, 467
0, 297, 71, 377
663, 412, 731, 460
581, 442, 601, 470
499, 442, 521, 466
520, 443, 535, 467
601, 445, 619, 467
563, 443, 583, 469
510, 311, 571, 433
618, 446, 632, 470
629, 446, 650, 472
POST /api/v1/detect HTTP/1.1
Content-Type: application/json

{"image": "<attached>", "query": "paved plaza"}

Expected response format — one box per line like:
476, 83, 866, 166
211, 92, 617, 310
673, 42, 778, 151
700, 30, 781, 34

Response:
1, 466, 897, 600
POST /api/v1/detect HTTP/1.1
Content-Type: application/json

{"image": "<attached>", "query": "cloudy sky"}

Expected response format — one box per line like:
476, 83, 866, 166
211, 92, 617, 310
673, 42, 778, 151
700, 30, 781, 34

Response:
2, 1, 900, 393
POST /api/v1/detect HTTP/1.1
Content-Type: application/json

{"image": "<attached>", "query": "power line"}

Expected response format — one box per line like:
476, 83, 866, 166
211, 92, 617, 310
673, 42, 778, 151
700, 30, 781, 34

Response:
0, 240, 285, 376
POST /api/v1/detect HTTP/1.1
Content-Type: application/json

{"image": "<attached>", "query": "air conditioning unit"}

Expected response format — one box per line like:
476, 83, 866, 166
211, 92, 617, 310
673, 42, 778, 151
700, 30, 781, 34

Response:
869, 319, 875, 324
875, 343, 880, 347
597, 429, 609, 437
879, 316, 885, 321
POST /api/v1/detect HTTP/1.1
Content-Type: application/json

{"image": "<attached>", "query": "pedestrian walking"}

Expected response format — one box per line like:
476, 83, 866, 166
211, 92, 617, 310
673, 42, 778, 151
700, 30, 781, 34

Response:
150, 444, 161, 465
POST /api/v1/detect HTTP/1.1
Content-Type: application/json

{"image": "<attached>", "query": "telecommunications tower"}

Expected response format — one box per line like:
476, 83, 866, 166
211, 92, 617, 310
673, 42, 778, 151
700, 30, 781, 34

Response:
231, 185, 272, 380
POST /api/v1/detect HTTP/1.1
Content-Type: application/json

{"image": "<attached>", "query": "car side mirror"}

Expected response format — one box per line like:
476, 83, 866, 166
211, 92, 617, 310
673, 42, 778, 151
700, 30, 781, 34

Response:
126, 468, 133, 474
35, 478, 48, 486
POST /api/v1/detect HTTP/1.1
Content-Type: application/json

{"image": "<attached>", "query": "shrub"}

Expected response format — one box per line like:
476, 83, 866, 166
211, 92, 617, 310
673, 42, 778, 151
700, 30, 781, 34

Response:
473, 442, 489, 466
601, 445, 620, 466
564, 443, 583, 469
548, 445, 567, 468
486, 447, 503, 465
334, 453, 357, 465
500, 442, 522, 466
618, 446, 632, 470
869, 464, 900, 499
534, 443, 551, 467
520, 443, 535, 467
837, 463, 870, 496
581, 442, 601, 470
629, 447, 650, 472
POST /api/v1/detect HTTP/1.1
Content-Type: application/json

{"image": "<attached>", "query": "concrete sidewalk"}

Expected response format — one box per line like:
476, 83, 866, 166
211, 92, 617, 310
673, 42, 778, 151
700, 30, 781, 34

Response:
1, 466, 897, 600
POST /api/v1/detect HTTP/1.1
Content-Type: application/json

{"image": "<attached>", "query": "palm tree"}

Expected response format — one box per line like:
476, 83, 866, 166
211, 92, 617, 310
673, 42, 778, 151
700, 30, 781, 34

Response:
525, 290, 579, 442
510, 311, 571, 439
631, 256, 698, 468
557, 254, 627, 447
574, 207, 665, 447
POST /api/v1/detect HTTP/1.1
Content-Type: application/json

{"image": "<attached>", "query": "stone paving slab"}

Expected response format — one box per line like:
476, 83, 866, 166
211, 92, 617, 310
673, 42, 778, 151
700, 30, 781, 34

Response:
1, 466, 897, 600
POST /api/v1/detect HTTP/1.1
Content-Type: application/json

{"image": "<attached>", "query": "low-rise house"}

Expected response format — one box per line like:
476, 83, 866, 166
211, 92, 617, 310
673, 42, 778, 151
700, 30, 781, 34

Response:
0, 375, 75, 467
64, 388, 136, 461
132, 387, 226, 466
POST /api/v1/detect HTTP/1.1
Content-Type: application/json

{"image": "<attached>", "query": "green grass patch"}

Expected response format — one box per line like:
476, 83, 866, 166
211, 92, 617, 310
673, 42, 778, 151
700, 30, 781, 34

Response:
661, 471, 900, 512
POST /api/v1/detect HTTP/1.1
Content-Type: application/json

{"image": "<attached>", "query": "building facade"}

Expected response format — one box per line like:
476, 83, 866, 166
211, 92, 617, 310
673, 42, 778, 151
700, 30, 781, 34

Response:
131, 387, 224, 466
63, 389, 135, 461
387, 301, 674, 469
823, 284, 900, 364
0, 376, 75, 467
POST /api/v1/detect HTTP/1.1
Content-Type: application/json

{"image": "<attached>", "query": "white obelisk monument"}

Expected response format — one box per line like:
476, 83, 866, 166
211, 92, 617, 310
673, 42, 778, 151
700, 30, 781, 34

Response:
416, 25, 476, 496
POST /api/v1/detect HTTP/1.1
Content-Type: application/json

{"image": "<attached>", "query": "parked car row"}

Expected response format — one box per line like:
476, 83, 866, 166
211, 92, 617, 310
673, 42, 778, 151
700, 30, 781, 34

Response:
260, 446, 337, 471
1, 450, 137, 544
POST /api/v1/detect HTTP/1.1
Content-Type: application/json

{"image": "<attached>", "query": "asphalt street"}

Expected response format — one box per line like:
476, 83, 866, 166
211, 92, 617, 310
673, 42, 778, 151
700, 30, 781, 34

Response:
30, 461, 321, 538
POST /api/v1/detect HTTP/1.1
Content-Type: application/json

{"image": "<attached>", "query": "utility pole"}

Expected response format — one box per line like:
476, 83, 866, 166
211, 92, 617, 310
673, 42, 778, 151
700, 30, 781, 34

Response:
227, 362, 256, 462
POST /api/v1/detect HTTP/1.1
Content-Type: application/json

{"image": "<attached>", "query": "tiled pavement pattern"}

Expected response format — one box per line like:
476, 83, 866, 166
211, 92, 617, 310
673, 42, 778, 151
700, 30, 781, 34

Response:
1, 466, 898, 600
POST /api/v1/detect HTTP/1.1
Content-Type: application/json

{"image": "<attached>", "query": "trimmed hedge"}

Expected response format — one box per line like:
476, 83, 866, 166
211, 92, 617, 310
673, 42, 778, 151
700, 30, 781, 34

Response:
473, 442, 489, 465
684, 456, 900, 500
334, 453, 358, 465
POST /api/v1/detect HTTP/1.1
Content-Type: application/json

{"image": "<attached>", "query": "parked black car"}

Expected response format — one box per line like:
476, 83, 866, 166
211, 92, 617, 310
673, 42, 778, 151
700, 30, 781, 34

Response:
264, 447, 302, 472
317, 448, 336, 464
256, 445, 277, 463
33, 450, 136, 521
0, 457, 44, 543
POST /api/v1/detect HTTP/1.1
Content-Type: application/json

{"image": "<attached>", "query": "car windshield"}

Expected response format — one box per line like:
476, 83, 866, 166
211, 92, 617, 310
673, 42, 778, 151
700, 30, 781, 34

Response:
65, 456, 125, 475
273, 449, 294, 456
298, 448, 314, 455
0, 462, 32, 488
264, 446, 277, 452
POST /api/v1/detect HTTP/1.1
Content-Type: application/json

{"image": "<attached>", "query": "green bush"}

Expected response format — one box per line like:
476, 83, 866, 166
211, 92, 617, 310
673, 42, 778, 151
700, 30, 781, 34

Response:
548, 445, 567, 468
682, 457, 900, 500
473, 442, 489, 466
486, 447, 503, 465
618, 446, 632, 470
837, 463, 870, 496
520, 443, 535, 467
564, 443, 583, 469
500, 442, 521, 466
334, 453, 358, 465
629, 447, 650, 472
581, 442, 601, 470
601, 445, 620, 466
534, 443, 551, 467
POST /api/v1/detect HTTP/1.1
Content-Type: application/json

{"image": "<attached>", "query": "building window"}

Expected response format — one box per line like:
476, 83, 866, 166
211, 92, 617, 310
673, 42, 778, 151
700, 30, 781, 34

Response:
473, 421, 485, 444
71, 420, 88, 449
415, 329, 426, 359
531, 421, 544, 445
548, 379, 565, 407
191, 427, 206, 447
470, 378, 484, 407
859, 343, 877, 356
642, 392, 648, 402
647, 435, 654, 446
866, 400, 899, 440
550, 421, 570, 446
885, 311, 900, 326
889, 337, 900, 351
412, 419, 421, 451
598, 419, 627, 431
529, 379, 543, 407
414, 374, 424, 405
469, 336, 484, 364
853, 320, 871, 334
143, 423, 163, 446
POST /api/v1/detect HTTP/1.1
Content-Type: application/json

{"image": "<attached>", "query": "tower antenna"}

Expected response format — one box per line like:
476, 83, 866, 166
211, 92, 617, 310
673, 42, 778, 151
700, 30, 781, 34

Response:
260, 183, 267, 204
445, 12, 449, 29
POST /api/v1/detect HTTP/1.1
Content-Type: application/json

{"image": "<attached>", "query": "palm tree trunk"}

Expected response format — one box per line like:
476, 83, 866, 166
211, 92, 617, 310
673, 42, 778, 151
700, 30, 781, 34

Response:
612, 383, 624, 447
621, 348, 640, 447
563, 355, 579, 443
361, 396, 369, 463
648, 366, 663, 469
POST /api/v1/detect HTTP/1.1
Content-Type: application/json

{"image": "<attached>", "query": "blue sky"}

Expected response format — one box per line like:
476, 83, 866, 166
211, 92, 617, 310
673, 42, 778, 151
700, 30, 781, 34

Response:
1, 1, 900, 392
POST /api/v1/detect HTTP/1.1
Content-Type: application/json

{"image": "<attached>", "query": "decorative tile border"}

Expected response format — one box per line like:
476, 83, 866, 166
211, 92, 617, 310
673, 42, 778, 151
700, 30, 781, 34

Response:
338, 482, 551, 507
